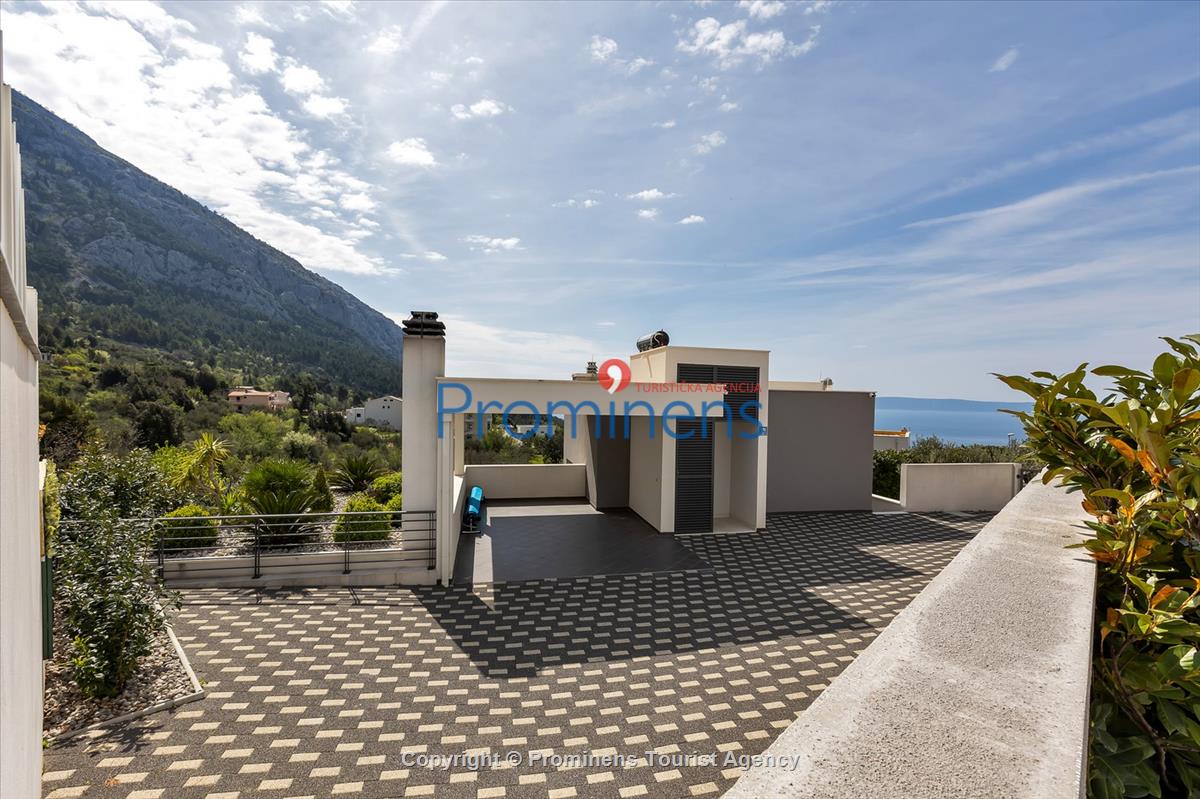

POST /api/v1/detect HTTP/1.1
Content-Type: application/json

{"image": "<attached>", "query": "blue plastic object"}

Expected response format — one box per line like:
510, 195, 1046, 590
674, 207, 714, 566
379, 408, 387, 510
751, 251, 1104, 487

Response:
465, 486, 484, 521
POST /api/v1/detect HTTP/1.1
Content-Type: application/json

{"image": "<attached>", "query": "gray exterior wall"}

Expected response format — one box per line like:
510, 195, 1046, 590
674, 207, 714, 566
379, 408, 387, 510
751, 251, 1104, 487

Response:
766, 390, 874, 512
584, 415, 630, 509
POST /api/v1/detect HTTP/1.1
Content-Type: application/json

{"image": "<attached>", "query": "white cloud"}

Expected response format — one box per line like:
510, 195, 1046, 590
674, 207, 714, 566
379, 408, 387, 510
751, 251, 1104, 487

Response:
678, 18, 820, 68
465, 235, 522, 253
555, 198, 600, 208
386, 138, 438, 167
653, 120, 677, 129
679, 214, 706, 224
1, 2, 386, 275
450, 98, 512, 120
238, 32, 277, 74
637, 208, 660, 220
340, 192, 376, 212
589, 35, 619, 62
233, 5, 274, 27
404, 314, 600, 379
694, 131, 727, 154
367, 25, 404, 55
990, 47, 1020, 73
718, 100, 740, 112
627, 188, 677, 201
83, 0, 195, 37
302, 94, 348, 117
280, 62, 325, 94
738, 0, 788, 20
424, 251, 448, 261
626, 57, 654, 75
320, 0, 356, 17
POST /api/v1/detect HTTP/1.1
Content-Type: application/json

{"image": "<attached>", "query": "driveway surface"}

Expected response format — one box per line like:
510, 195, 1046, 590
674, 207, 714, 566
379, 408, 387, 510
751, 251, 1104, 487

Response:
44, 511, 989, 799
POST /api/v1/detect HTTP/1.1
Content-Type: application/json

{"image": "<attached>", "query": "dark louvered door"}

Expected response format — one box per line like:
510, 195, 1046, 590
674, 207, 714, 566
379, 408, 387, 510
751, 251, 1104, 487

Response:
674, 417, 713, 534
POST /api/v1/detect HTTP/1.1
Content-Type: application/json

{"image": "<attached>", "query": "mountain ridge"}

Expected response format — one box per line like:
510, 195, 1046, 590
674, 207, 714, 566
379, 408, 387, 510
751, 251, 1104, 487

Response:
13, 89, 403, 395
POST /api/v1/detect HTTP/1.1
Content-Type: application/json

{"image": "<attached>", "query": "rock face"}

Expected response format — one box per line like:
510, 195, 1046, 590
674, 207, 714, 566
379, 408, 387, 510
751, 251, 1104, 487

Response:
13, 90, 403, 393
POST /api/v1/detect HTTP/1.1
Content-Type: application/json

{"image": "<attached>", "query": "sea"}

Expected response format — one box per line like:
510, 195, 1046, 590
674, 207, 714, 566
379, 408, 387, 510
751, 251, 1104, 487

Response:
874, 396, 1034, 446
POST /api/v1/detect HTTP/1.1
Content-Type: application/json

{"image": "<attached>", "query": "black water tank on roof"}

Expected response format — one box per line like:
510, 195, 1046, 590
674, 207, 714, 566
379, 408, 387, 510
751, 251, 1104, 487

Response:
636, 330, 670, 352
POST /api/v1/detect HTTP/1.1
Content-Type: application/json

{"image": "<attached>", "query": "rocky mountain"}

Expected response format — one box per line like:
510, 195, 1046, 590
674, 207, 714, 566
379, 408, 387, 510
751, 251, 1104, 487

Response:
12, 90, 402, 394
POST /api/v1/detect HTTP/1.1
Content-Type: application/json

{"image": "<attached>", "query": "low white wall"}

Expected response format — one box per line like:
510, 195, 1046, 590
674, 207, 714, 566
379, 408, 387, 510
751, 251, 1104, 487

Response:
726, 479, 1094, 799
900, 462, 1019, 512
463, 463, 586, 499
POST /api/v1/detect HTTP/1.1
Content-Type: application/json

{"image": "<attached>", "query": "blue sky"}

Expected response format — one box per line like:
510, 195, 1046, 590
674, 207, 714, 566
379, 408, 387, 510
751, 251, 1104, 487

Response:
2, 0, 1198, 399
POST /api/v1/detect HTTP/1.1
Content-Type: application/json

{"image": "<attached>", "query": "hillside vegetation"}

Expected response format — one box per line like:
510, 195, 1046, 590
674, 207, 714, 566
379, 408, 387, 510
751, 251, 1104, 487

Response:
14, 90, 403, 396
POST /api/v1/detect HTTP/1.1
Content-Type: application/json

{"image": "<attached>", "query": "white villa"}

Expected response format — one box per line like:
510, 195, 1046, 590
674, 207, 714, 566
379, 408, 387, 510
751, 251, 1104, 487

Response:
345, 395, 403, 430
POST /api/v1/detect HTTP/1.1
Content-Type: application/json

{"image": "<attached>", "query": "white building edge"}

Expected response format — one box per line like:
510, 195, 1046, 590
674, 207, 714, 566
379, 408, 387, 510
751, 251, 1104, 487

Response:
0, 45, 44, 797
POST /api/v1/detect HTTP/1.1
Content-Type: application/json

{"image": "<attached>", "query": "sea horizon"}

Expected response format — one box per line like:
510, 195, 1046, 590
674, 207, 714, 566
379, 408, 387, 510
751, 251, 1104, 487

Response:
874, 395, 1033, 446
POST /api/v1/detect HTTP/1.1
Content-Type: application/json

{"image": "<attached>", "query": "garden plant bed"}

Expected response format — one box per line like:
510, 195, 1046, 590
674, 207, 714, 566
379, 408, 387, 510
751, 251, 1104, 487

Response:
43, 605, 202, 742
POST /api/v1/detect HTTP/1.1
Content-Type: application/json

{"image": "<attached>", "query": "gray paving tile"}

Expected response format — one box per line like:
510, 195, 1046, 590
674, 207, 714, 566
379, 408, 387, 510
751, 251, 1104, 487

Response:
43, 511, 988, 799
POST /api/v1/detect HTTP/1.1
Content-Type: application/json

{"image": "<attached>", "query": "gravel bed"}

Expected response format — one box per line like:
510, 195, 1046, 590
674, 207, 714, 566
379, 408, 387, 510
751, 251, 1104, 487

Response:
43, 606, 194, 740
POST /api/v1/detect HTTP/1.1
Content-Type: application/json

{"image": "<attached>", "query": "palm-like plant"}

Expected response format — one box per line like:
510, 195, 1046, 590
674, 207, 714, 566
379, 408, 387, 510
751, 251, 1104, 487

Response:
179, 433, 230, 506
330, 454, 386, 492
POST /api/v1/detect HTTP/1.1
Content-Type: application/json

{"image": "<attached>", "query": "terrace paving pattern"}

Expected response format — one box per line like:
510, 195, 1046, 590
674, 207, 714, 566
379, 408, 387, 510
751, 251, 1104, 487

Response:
43, 511, 989, 799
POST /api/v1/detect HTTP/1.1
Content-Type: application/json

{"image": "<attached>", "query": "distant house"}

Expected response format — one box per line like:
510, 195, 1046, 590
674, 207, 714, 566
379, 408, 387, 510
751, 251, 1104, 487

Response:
345, 395, 402, 430
227, 386, 291, 413
874, 428, 912, 451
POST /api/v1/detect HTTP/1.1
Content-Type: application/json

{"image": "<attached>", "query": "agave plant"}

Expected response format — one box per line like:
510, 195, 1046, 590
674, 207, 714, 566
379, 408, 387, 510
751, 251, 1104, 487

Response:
244, 487, 322, 549
330, 453, 387, 492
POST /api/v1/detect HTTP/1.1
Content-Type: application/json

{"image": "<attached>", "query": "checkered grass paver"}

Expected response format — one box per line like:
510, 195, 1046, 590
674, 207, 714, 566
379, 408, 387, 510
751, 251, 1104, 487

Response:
43, 511, 988, 799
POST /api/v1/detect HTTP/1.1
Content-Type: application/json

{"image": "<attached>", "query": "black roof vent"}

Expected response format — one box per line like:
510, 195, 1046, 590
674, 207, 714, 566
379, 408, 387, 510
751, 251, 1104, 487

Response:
402, 311, 446, 338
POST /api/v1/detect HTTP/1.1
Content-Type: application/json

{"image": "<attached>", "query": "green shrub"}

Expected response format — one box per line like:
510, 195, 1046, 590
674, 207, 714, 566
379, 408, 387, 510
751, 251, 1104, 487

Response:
282, 430, 324, 463
55, 516, 175, 698
385, 492, 404, 523
370, 471, 403, 503
997, 335, 1200, 797
218, 411, 288, 460
310, 467, 334, 513
60, 445, 186, 522
42, 460, 61, 557
330, 454, 386, 492
333, 493, 391, 543
243, 459, 313, 502
245, 488, 321, 549
159, 504, 219, 552
872, 450, 904, 499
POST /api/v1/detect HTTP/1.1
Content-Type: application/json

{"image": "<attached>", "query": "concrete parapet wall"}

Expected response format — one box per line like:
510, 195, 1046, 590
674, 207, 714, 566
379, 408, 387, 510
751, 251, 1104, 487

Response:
464, 463, 587, 500
725, 479, 1095, 799
901, 462, 1020, 512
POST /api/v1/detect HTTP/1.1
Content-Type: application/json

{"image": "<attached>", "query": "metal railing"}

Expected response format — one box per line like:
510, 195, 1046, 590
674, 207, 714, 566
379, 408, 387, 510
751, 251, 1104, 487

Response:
64, 509, 436, 582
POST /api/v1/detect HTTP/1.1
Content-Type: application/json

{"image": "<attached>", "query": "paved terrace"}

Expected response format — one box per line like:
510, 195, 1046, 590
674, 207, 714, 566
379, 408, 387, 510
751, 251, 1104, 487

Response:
43, 511, 989, 799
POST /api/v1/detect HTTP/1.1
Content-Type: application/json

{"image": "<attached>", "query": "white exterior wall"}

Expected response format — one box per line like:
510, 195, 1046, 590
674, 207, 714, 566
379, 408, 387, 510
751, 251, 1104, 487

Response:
629, 345, 770, 531
362, 396, 402, 430
463, 464, 586, 499
627, 416, 665, 530
402, 336, 444, 518
0, 77, 43, 798
900, 463, 1020, 512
